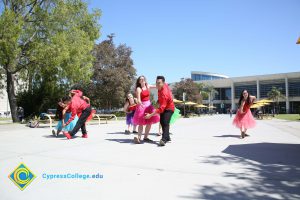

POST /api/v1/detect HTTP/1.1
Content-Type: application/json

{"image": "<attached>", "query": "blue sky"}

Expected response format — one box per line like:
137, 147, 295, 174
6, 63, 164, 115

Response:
89, 0, 300, 83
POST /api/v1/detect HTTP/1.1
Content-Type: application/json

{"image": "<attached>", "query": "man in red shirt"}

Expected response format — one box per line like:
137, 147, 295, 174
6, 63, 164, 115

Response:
145, 76, 175, 146
62, 90, 92, 139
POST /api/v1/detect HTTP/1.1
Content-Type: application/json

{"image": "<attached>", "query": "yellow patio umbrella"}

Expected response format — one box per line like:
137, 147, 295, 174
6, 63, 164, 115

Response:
256, 102, 270, 106
183, 101, 197, 106
251, 104, 262, 109
173, 99, 183, 104
195, 104, 207, 108
256, 99, 273, 103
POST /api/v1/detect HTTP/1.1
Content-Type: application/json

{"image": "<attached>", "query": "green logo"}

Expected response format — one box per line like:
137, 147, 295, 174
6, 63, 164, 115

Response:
8, 163, 36, 191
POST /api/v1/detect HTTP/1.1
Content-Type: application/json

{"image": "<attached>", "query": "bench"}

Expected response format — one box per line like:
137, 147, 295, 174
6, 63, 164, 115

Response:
30, 113, 118, 132
256, 113, 274, 120
91, 114, 118, 125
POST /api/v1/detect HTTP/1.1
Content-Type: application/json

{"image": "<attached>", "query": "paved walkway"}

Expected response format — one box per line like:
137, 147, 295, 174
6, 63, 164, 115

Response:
0, 115, 300, 200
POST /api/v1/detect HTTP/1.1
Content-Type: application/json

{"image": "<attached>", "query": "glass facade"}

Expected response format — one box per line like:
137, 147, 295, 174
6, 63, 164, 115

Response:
214, 88, 232, 100
290, 101, 300, 114
234, 82, 257, 99
192, 74, 226, 81
288, 78, 300, 97
192, 73, 300, 113
259, 79, 286, 98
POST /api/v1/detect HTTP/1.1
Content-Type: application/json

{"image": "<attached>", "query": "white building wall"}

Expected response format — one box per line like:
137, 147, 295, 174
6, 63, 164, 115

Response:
0, 79, 10, 114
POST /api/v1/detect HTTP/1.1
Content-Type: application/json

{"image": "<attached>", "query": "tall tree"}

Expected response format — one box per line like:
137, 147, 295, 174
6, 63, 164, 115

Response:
0, 0, 101, 121
173, 78, 201, 103
91, 34, 136, 109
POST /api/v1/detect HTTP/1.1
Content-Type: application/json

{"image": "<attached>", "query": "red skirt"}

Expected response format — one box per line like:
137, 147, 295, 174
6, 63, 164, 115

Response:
232, 109, 256, 129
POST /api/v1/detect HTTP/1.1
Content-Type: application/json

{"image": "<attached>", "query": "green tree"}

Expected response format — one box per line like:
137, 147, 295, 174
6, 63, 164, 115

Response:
196, 82, 208, 103
173, 78, 201, 103
0, 0, 101, 121
267, 86, 285, 114
89, 34, 136, 109
203, 84, 218, 107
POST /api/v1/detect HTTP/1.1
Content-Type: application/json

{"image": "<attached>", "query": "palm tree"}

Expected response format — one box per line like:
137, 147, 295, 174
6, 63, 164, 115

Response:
196, 83, 206, 104
201, 84, 218, 111
267, 87, 285, 114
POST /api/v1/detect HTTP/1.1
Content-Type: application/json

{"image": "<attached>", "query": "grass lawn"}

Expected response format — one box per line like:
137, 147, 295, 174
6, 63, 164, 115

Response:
275, 114, 300, 121
0, 117, 11, 121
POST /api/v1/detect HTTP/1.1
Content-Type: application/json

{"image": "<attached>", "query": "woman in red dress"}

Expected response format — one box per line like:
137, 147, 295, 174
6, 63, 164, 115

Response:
132, 76, 160, 144
233, 90, 256, 138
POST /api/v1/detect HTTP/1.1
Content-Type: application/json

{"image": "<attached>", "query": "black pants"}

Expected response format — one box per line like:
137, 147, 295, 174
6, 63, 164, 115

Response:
69, 106, 92, 136
160, 110, 174, 141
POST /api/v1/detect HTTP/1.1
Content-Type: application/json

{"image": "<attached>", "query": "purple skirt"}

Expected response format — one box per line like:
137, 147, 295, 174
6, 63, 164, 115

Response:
126, 111, 135, 125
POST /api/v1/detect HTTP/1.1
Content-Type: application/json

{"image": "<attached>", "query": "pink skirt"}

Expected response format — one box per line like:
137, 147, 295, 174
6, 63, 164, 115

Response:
132, 100, 160, 126
232, 109, 256, 129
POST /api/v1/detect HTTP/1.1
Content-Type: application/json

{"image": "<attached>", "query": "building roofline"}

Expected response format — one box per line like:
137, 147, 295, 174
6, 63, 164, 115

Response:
191, 71, 229, 78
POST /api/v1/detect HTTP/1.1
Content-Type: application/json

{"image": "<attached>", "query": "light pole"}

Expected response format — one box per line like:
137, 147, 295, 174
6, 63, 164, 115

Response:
183, 92, 186, 117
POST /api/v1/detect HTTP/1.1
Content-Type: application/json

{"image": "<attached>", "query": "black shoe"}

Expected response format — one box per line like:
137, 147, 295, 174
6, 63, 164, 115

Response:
133, 131, 138, 134
125, 130, 130, 134
241, 132, 245, 139
159, 139, 166, 146
166, 138, 171, 142
143, 138, 154, 143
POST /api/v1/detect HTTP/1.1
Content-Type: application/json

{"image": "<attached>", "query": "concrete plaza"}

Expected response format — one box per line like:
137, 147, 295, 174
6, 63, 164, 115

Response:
0, 115, 300, 200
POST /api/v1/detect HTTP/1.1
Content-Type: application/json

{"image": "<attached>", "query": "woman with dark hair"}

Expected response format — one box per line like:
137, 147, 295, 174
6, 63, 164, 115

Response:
132, 75, 160, 144
233, 90, 256, 138
62, 90, 92, 139
52, 97, 79, 137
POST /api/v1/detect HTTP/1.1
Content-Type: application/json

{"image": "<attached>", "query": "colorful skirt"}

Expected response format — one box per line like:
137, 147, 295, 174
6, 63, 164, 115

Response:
126, 111, 135, 125
132, 100, 160, 126
170, 108, 181, 124
232, 109, 256, 129
56, 112, 79, 132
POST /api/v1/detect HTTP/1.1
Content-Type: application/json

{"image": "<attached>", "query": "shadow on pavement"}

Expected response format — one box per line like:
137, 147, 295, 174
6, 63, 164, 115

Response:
105, 138, 160, 145
43, 135, 80, 139
106, 132, 160, 137
179, 143, 300, 200
214, 134, 241, 138
105, 138, 134, 144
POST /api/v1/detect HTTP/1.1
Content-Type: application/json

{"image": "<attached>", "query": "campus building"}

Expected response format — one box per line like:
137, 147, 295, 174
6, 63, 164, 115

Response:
191, 71, 229, 81
192, 71, 300, 114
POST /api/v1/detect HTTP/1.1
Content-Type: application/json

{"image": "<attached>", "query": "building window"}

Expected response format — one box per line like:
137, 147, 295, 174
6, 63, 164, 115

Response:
234, 82, 257, 99
225, 88, 232, 100
191, 74, 226, 81
260, 79, 286, 98
211, 88, 231, 100
289, 78, 300, 97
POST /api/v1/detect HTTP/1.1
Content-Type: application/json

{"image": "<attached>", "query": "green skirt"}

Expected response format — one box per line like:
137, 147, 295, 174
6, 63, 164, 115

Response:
170, 108, 181, 124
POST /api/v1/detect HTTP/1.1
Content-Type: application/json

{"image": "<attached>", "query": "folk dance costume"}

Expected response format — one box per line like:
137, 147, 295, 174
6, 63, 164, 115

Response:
132, 87, 160, 125
232, 101, 256, 129
63, 90, 92, 139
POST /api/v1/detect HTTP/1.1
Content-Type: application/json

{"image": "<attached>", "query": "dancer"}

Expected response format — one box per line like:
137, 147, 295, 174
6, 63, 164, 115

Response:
123, 93, 138, 134
62, 90, 92, 139
52, 98, 79, 137
232, 90, 256, 138
77, 95, 96, 124
145, 76, 175, 146
132, 75, 160, 144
